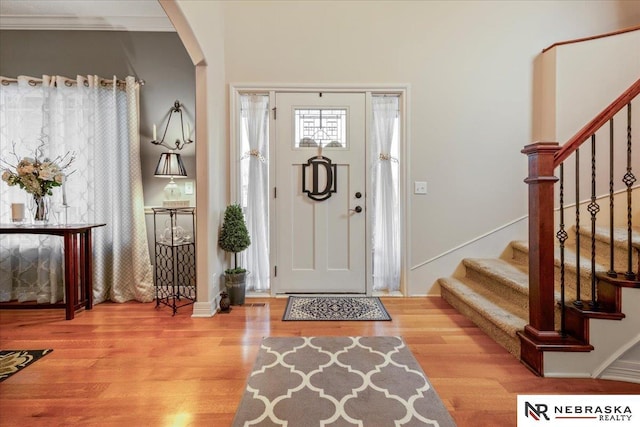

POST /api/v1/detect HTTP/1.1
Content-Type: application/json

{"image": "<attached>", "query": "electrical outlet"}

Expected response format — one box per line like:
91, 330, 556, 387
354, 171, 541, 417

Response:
414, 181, 427, 195
184, 180, 194, 195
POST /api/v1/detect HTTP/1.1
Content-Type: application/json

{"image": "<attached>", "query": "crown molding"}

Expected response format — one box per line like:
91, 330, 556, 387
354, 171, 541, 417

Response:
0, 16, 175, 32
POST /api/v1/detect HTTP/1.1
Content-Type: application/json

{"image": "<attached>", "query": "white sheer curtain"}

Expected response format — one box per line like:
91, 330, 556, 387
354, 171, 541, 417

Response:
0, 75, 154, 304
0, 77, 64, 302
371, 95, 401, 292
240, 94, 270, 291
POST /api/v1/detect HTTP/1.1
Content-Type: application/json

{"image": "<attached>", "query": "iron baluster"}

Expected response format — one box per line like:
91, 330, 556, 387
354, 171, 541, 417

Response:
556, 163, 568, 335
588, 135, 600, 308
608, 118, 616, 277
623, 102, 637, 280
574, 149, 582, 307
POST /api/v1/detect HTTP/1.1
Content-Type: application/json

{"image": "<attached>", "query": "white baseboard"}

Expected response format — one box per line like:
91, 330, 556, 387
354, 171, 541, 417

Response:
191, 298, 218, 317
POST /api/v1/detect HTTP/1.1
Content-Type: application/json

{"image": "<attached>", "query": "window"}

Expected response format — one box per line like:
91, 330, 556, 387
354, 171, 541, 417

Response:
294, 108, 347, 148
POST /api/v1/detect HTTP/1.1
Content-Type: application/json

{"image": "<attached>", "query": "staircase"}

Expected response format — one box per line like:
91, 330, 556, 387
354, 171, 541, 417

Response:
439, 225, 639, 368
438, 75, 640, 378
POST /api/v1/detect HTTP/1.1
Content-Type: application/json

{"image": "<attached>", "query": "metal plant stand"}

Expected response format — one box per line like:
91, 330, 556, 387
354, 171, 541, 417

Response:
152, 207, 196, 315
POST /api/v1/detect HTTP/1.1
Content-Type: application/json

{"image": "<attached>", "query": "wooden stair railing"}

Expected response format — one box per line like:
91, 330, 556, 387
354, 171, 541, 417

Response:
520, 78, 640, 376
554, 80, 640, 165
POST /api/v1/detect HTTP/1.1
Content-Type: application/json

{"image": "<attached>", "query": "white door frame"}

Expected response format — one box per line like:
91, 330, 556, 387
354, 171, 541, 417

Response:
229, 84, 409, 297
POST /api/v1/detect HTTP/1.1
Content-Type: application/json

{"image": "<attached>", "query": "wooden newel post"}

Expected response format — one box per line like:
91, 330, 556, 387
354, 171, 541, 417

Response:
521, 142, 560, 336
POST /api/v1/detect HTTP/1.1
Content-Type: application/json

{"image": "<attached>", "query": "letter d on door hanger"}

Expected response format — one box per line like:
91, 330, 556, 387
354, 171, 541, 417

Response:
302, 155, 337, 201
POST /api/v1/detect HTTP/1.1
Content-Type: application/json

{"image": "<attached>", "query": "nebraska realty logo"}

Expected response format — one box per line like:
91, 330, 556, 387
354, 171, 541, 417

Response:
517, 395, 638, 426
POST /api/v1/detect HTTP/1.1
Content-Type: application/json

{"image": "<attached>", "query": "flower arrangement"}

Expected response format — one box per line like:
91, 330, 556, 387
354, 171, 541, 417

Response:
1, 141, 75, 197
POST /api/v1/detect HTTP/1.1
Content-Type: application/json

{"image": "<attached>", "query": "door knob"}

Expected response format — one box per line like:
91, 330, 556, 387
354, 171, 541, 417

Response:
355, 192, 362, 199
349, 206, 363, 213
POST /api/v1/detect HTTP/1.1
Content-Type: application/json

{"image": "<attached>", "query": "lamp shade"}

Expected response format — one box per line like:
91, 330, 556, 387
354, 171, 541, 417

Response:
154, 152, 187, 177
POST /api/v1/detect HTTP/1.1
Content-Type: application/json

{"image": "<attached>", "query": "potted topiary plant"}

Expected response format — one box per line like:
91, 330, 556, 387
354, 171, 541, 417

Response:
218, 204, 251, 305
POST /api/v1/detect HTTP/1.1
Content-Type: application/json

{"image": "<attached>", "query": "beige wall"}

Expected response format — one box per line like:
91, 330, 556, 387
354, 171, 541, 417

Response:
176, 0, 640, 296
537, 29, 640, 211
551, 30, 640, 144
168, 0, 227, 313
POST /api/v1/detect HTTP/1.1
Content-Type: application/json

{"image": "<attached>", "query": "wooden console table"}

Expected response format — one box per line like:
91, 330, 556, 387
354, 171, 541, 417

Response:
0, 223, 106, 320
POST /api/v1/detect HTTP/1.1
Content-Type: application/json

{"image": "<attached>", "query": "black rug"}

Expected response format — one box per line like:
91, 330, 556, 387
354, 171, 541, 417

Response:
283, 296, 391, 321
0, 349, 53, 382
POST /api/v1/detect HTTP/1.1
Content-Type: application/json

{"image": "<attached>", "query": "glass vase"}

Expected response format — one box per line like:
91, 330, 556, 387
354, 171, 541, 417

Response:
31, 195, 50, 223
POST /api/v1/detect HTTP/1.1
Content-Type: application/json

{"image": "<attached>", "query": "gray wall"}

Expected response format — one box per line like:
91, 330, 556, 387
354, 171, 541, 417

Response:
0, 30, 195, 203
0, 30, 196, 261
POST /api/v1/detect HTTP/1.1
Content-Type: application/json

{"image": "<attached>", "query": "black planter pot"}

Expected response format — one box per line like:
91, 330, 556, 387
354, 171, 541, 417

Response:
225, 272, 247, 305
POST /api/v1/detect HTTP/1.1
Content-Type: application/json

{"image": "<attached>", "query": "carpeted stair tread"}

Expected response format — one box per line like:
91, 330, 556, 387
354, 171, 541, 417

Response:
439, 277, 527, 356
511, 240, 599, 300
574, 226, 639, 270
558, 245, 608, 278
438, 277, 528, 332
463, 258, 529, 297
440, 224, 638, 364
510, 240, 607, 279
577, 225, 640, 250
510, 240, 531, 267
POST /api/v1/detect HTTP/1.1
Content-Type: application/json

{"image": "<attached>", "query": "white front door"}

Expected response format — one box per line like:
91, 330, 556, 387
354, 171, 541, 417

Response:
275, 92, 366, 294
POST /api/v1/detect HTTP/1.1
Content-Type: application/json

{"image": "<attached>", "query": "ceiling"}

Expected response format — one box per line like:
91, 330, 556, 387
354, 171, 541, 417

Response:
0, 0, 175, 32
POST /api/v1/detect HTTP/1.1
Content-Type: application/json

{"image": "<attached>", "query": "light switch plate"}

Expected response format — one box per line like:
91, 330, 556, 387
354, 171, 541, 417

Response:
184, 181, 194, 195
414, 181, 427, 194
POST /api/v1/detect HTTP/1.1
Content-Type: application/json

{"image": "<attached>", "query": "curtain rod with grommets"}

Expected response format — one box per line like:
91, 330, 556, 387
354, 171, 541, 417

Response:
0, 75, 145, 87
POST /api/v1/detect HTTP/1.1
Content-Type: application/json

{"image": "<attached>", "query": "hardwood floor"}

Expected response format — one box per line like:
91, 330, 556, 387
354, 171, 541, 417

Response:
1, 297, 638, 427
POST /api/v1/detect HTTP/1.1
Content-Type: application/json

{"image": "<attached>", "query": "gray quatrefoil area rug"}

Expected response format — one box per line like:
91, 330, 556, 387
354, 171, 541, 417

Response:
282, 296, 392, 321
232, 336, 457, 427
